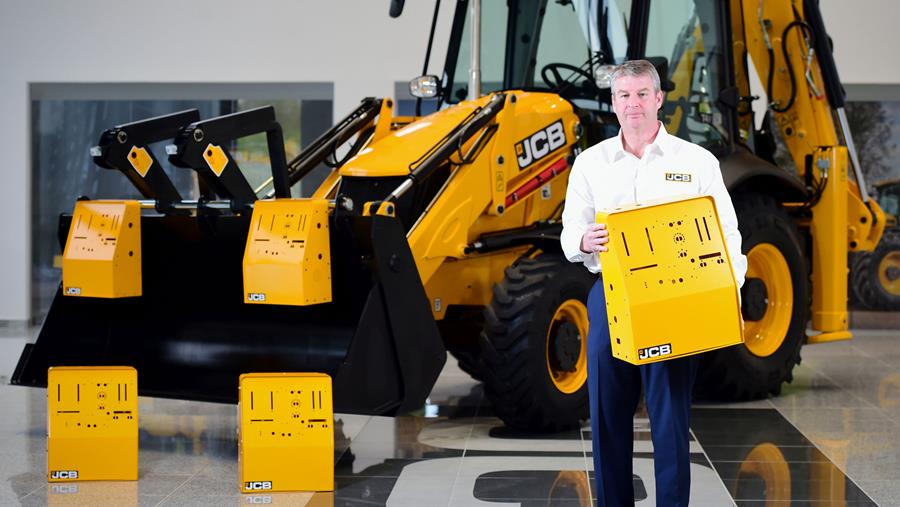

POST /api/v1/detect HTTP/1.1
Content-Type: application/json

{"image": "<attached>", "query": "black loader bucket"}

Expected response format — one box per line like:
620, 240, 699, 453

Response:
13, 210, 446, 415
12, 105, 446, 416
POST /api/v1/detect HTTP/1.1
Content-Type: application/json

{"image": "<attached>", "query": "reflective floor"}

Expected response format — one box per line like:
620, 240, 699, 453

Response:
0, 324, 898, 506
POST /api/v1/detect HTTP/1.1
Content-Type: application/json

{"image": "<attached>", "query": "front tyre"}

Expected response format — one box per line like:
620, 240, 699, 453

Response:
480, 255, 593, 431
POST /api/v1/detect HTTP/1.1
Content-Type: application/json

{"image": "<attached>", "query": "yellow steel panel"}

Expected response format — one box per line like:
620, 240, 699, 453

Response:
597, 195, 742, 365
62, 200, 142, 298
239, 373, 334, 493
126, 146, 153, 178
47, 366, 138, 482
243, 199, 332, 306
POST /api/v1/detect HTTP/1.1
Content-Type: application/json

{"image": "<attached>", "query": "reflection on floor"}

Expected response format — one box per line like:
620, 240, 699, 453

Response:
0, 326, 897, 506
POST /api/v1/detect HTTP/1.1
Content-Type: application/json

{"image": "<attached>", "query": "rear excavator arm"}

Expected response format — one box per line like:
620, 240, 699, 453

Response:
733, 0, 885, 339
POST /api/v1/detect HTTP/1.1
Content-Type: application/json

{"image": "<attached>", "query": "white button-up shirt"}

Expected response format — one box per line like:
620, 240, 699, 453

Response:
561, 123, 747, 287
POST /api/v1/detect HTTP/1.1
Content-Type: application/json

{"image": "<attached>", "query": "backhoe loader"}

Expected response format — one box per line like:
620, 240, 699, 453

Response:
850, 178, 900, 310
13, 0, 885, 431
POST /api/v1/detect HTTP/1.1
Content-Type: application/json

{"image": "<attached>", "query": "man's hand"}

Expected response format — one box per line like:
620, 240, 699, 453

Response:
580, 223, 609, 254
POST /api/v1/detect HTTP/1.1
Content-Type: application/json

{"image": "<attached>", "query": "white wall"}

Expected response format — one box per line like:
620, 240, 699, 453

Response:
0, 0, 896, 320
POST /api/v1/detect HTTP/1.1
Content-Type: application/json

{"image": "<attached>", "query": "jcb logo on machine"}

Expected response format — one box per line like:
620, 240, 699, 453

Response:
65, 287, 81, 296
50, 470, 79, 480
244, 481, 273, 491
247, 293, 267, 302
638, 343, 672, 360
515, 120, 566, 170
665, 172, 692, 182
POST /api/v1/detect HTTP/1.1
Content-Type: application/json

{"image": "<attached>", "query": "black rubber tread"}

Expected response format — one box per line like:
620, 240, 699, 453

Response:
851, 230, 900, 311
438, 307, 486, 381
479, 254, 594, 432
695, 192, 809, 401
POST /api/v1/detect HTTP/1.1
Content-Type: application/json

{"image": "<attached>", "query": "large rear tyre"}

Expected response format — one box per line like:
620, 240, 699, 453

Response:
480, 255, 593, 431
696, 193, 809, 400
850, 231, 900, 311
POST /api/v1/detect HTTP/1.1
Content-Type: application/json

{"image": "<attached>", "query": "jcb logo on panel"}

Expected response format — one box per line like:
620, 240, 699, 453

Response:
64, 287, 81, 296
665, 172, 692, 182
50, 470, 79, 480
515, 120, 566, 169
638, 343, 672, 360
244, 481, 272, 491
247, 293, 266, 302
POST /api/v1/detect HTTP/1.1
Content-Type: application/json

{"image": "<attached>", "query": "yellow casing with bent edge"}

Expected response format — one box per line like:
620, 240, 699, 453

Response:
62, 200, 142, 298
597, 195, 742, 365
243, 198, 332, 306
47, 366, 138, 482
238, 372, 334, 493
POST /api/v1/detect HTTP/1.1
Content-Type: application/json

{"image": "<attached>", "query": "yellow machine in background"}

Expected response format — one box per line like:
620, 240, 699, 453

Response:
239, 373, 334, 493
47, 366, 137, 482
13, 0, 887, 433
598, 196, 743, 365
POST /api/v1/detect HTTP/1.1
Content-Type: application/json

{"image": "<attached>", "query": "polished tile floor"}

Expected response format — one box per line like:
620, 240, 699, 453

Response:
0, 324, 898, 506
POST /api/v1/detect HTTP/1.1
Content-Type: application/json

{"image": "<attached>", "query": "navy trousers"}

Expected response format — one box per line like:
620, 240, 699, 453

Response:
586, 276, 698, 507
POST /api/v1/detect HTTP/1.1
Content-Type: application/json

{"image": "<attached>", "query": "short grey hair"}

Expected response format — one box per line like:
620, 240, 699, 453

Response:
611, 60, 661, 95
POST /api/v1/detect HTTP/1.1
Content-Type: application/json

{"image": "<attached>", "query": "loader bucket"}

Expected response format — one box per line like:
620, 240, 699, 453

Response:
12, 210, 446, 416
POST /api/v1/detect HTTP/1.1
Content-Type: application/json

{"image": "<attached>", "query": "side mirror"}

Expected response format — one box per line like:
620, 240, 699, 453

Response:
409, 75, 440, 98
389, 0, 405, 18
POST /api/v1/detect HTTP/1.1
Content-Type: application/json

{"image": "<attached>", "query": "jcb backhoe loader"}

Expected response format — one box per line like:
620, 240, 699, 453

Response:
851, 178, 900, 310
13, 0, 885, 431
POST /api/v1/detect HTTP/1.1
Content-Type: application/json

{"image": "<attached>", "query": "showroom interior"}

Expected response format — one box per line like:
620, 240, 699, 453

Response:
1, 0, 899, 505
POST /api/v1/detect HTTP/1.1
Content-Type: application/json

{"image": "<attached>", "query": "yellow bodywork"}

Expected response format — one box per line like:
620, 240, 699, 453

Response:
597, 196, 743, 365
243, 199, 332, 306
403, 93, 578, 319
238, 373, 334, 493
47, 366, 138, 482
62, 200, 142, 299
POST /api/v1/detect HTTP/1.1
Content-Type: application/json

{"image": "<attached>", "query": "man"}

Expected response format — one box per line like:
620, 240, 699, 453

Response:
561, 60, 747, 506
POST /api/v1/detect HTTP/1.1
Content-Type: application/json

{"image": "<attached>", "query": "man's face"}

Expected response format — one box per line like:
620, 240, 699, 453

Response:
611, 74, 663, 131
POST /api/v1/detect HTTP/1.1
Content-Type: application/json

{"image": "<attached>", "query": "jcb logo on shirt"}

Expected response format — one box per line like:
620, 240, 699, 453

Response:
665, 172, 692, 182
515, 120, 566, 170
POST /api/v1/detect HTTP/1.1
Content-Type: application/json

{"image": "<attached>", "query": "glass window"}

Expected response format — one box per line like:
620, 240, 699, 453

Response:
447, 0, 510, 103
530, 1, 593, 91
646, 0, 728, 148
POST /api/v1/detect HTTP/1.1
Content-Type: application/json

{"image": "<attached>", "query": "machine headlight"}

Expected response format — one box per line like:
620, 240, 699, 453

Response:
409, 75, 440, 98
593, 64, 617, 89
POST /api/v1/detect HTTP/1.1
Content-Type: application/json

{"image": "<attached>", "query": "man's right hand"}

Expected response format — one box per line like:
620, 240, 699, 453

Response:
580, 223, 609, 254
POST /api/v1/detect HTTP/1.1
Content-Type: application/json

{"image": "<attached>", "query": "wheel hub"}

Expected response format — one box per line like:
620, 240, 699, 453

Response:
551, 321, 581, 372
885, 266, 900, 282
741, 277, 768, 321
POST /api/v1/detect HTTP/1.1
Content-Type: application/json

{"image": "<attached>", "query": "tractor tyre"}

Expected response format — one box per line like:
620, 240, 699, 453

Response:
438, 306, 485, 381
850, 231, 900, 311
479, 254, 593, 432
696, 193, 809, 400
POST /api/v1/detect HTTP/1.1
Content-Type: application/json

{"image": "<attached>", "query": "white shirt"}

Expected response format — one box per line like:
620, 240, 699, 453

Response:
561, 123, 747, 287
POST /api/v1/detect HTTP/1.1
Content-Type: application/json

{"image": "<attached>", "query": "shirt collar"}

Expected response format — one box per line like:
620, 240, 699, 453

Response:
612, 121, 669, 162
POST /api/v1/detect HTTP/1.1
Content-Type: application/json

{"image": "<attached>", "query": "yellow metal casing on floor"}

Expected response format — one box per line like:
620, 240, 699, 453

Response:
597, 195, 743, 365
243, 199, 332, 306
239, 373, 334, 493
62, 200, 142, 298
47, 366, 138, 482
